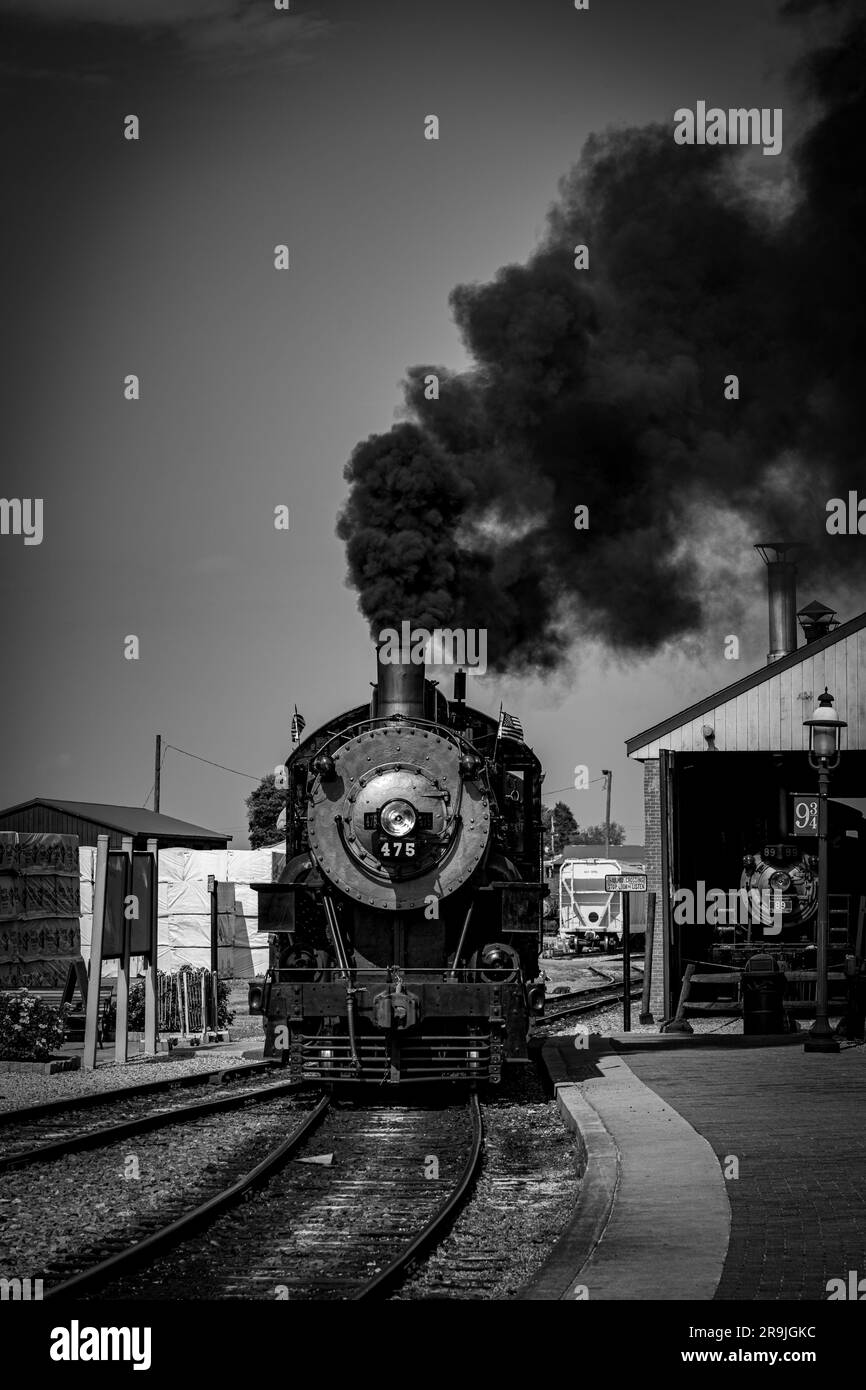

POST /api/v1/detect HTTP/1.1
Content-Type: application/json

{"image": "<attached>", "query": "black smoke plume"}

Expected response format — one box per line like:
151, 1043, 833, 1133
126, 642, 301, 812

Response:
337, 0, 865, 673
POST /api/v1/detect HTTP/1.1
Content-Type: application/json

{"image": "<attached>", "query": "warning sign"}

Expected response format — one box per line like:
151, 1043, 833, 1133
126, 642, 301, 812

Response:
604, 874, 648, 892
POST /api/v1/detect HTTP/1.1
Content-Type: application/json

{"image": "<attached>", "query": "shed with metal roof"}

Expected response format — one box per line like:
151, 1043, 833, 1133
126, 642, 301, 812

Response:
0, 799, 231, 850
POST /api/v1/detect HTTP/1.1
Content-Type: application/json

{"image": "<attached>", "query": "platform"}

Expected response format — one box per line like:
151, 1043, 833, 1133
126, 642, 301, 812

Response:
527, 1035, 866, 1301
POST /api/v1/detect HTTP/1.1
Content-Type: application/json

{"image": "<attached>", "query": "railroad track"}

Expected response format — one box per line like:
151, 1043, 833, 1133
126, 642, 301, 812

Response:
0, 1058, 277, 1130
0, 1070, 304, 1173
40, 1091, 328, 1299
543, 976, 641, 1009
46, 1095, 483, 1301
534, 981, 644, 1027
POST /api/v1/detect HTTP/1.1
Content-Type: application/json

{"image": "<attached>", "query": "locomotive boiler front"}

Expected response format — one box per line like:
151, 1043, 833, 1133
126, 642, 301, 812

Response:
739, 845, 818, 935
308, 722, 490, 911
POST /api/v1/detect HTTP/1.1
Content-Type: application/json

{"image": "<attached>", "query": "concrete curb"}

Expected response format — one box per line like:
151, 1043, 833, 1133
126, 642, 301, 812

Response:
600, 1031, 808, 1052
517, 1077, 619, 1300
524, 1046, 732, 1300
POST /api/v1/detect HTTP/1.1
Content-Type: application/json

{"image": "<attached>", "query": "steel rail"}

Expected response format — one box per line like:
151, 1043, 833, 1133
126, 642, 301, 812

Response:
43, 1094, 331, 1300
353, 1091, 484, 1300
534, 984, 644, 1027
0, 1059, 277, 1129
543, 974, 643, 1009
0, 1076, 306, 1174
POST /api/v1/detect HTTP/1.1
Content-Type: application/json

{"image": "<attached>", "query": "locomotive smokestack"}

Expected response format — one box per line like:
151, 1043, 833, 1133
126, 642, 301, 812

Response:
375, 642, 426, 719
755, 543, 799, 664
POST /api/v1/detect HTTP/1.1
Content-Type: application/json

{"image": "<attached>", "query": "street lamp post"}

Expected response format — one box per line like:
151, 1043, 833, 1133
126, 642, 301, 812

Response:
602, 770, 612, 858
803, 689, 846, 1055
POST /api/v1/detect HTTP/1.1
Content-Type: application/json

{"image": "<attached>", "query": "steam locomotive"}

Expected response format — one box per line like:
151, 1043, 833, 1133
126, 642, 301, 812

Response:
249, 651, 547, 1084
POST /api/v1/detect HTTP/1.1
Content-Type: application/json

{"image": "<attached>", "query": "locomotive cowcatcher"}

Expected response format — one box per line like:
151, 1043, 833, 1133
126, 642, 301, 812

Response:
248, 648, 548, 1084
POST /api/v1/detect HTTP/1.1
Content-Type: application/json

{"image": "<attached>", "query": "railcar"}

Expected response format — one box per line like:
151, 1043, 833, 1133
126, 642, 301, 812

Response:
558, 854, 647, 954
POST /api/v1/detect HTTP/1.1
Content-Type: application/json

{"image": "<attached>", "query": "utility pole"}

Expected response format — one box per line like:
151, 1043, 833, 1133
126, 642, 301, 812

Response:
602, 769, 612, 857
154, 734, 162, 813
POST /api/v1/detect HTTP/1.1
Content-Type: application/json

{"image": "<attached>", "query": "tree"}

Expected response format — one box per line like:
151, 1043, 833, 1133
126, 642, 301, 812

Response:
245, 772, 285, 849
541, 801, 579, 852
573, 821, 627, 846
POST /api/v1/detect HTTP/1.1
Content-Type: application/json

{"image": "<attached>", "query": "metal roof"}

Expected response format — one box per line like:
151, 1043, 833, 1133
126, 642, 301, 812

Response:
626, 608, 866, 758
0, 799, 231, 846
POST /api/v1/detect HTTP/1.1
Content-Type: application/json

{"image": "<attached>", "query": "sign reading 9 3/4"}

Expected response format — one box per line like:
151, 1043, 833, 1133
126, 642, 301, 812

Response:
604, 874, 647, 892
791, 793, 819, 835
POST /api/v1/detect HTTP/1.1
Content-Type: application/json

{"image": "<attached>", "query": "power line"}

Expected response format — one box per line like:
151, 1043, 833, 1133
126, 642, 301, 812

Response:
142, 742, 264, 810
542, 777, 605, 798
164, 744, 262, 782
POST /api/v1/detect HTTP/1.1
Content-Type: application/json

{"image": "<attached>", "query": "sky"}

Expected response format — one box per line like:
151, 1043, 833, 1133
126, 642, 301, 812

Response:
0, 0, 841, 847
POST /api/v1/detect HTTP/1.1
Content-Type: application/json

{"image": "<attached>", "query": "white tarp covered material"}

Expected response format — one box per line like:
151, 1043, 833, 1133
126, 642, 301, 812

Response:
78, 847, 284, 979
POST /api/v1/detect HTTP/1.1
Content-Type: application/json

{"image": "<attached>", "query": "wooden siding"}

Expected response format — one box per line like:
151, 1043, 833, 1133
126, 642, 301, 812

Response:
629, 627, 866, 758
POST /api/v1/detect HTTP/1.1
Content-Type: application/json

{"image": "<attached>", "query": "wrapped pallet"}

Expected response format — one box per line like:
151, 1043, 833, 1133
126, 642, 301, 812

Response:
0, 833, 82, 988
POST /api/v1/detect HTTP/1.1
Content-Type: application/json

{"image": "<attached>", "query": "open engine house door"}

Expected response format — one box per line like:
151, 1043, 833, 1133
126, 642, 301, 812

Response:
659, 748, 680, 1020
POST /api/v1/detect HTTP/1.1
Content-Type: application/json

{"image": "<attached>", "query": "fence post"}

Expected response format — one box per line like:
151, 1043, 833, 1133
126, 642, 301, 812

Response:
83, 836, 109, 1072
115, 836, 133, 1063
144, 837, 159, 1055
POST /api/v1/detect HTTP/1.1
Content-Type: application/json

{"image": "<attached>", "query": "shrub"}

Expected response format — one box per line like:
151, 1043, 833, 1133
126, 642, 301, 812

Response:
0, 992, 66, 1061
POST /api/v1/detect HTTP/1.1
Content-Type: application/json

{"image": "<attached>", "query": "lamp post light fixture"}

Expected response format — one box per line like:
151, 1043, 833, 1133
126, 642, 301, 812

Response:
802, 688, 846, 1054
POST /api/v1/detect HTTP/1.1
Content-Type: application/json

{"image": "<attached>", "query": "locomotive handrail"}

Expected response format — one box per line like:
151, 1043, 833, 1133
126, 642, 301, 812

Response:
314, 715, 479, 759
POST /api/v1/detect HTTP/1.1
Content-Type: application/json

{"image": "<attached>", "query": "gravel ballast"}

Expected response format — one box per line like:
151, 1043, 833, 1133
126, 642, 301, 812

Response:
0, 1090, 311, 1288
0, 1044, 264, 1114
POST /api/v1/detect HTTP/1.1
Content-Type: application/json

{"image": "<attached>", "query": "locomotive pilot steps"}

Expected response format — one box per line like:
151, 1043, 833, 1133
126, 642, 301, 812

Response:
249, 648, 547, 1084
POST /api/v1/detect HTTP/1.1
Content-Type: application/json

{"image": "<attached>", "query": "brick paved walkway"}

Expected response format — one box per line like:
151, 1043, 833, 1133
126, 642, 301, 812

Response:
623, 1044, 866, 1300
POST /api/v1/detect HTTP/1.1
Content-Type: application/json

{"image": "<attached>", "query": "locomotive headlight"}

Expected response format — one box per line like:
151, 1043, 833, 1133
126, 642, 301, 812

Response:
769, 871, 792, 892
380, 799, 416, 838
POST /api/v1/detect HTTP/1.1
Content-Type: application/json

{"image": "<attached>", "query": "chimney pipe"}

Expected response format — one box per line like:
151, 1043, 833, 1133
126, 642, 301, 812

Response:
755, 543, 799, 664
375, 643, 426, 719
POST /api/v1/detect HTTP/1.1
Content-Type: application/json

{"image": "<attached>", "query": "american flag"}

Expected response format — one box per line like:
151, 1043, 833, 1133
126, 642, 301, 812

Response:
497, 707, 523, 741
290, 706, 306, 744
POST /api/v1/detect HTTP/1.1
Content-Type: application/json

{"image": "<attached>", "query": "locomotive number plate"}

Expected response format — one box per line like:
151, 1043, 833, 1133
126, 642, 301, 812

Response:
377, 837, 417, 859
775, 897, 794, 914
